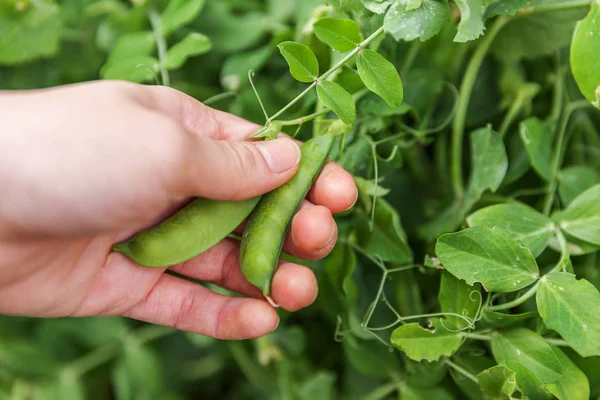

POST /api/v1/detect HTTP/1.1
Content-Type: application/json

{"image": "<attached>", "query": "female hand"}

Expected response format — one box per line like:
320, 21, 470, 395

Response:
0, 81, 357, 339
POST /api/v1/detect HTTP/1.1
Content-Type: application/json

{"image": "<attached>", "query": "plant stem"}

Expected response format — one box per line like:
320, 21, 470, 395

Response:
451, 17, 508, 198
445, 359, 479, 384
279, 110, 329, 126
486, 281, 540, 312
545, 338, 571, 347
519, 0, 592, 15
460, 332, 493, 341
268, 26, 386, 122
149, 9, 170, 87
498, 93, 525, 137
204, 91, 237, 106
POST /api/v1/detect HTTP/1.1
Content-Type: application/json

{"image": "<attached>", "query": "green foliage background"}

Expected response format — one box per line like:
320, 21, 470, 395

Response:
2, 0, 600, 399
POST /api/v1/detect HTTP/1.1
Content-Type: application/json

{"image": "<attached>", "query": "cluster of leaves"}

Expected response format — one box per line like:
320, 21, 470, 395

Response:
2, 0, 600, 399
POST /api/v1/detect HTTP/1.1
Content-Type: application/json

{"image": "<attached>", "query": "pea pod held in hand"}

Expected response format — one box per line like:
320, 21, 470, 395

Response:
113, 197, 260, 267
240, 133, 336, 298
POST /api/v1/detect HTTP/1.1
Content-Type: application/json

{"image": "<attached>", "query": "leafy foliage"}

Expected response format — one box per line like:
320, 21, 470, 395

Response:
2, 0, 600, 398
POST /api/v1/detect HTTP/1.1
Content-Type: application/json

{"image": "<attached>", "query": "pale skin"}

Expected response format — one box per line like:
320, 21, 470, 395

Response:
0, 81, 358, 340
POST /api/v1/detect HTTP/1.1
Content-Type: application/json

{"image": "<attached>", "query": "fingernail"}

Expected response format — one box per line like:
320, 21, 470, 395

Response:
254, 139, 301, 173
318, 225, 337, 252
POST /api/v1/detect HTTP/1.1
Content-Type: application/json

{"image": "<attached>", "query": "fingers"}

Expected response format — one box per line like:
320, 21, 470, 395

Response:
170, 239, 319, 312
283, 203, 337, 260
124, 273, 279, 340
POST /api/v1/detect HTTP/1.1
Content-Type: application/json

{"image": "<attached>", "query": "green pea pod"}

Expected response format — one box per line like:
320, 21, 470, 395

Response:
240, 133, 336, 298
113, 197, 260, 267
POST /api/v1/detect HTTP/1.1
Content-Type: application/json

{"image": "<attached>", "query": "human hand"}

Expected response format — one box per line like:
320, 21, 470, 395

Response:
0, 81, 357, 339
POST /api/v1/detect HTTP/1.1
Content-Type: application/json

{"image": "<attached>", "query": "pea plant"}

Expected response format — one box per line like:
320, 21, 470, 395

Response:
1, 0, 600, 399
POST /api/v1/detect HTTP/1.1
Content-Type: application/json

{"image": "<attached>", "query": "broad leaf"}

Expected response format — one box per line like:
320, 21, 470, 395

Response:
570, 0, 600, 107
391, 319, 462, 362
476, 365, 516, 399
557, 184, 600, 245
0, 2, 62, 65
356, 49, 404, 108
491, 328, 563, 384
384, 0, 450, 42
451, 353, 496, 400
278, 41, 319, 83
343, 334, 402, 379
297, 372, 336, 400
438, 271, 481, 330
317, 80, 356, 125
399, 385, 453, 400
537, 272, 600, 357
558, 166, 600, 206
405, 360, 447, 388
161, 0, 206, 35
313, 18, 362, 52
166, 32, 211, 70
361, 0, 393, 14
436, 226, 540, 292
105, 31, 155, 65
467, 202, 555, 257
452, 0, 485, 42
545, 346, 590, 400
520, 117, 552, 181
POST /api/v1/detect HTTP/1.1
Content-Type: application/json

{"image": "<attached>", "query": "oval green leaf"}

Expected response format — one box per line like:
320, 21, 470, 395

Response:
316, 80, 356, 125
476, 365, 517, 399
537, 272, 600, 357
546, 346, 590, 400
435, 226, 540, 293
357, 49, 404, 108
438, 271, 481, 330
558, 165, 600, 206
278, 41, 319, 83
520, 117, 552, 181
313, 18, 362, 52
383, 0, 450, 42
557, 183, 600, 245
166, 32, 211, 70
391, 319, 462, 362
570, 0, 600, 108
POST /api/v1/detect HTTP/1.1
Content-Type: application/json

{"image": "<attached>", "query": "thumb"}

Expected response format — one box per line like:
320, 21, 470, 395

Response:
180, 136, 301, 200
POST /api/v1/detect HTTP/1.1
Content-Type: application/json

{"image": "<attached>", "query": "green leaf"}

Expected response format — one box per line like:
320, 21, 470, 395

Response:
343, 334, 402, 378
485, 0, 586, 17
467, 203, 555, 257
220, 46, 272, 91
101, 56, 159, 83
0, 2, 62, 65
537, 272, 600, 357
480, 310, 538, 329
452, 0, 485, 42
391, 319, 462, 362
112, 343, 163, 399
451, 353, 496, 400
438, 271, 481, 330
519, 117, 552, 181
362, 0, 393, 14
383, 0, 450, 42
316, 80, 356, 125
278, 41, 319, 83
557, 184, 600, 245
356, 49, 404, 108
161, 0, 206, 36
313, 18, 362, 52
399, 385, 453, 400
545, 346, 590, 400
297, 371, 336, 400
325, 243, 358, 306
355, 198, 413, 264
165, 32, 211, 70
476, 365, 517, 399
491, 328, 563, 384
105, 31, 155, 64
571, 0, 600, 108
558, 166, 600, 206
405, 360, 448, 388
436, 226, 540, 292
0, 339, 58, 378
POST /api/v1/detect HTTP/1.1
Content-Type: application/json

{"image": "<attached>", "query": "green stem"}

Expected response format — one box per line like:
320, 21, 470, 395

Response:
149, 9, 170, 87
401, 40, 421, 76
445, 359, 479, 384
363, 382, 402, 400
519, 0, 592, 15
451, 17, 508, 198
268, 26, 386, 122
486, 281, 540, 312
203, 91, 237, 106
279, 110, 329, 126
498, 94, 525, 137
460, 332, 493, 341
545, 338, 571, 347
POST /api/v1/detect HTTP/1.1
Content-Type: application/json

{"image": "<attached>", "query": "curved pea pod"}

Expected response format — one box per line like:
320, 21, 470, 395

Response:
570, 0, 600, 108
113, 197, 260, 267
239, 133, 336, 298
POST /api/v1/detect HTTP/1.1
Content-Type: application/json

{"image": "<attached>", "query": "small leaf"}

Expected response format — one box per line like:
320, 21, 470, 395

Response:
558, 165, 600, 206
325, 243, 358, 307
452, 0, 486, 43
165, 32, 211, 70
537, 272, 600, 357
436, 226, 540, 292
570, 0, 600, 108
316, 80, 356, 124
519, 117, 552, 181
383, 0, 450, 42
467, 126, 508, 197
313, 18, 362, 52
557, 184, 600, 245
491, 328, 563, 384
545, 346, 590, 400
438, 271, 481, 330
101, 56, 159, 83
161, 0, 206, 36
278, 41, 319, 83
356, 49, 404, 107
391, 319, 462, 362
476, 365, 517, 399
467, 202, 555, 257
105, 31, 155, 65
